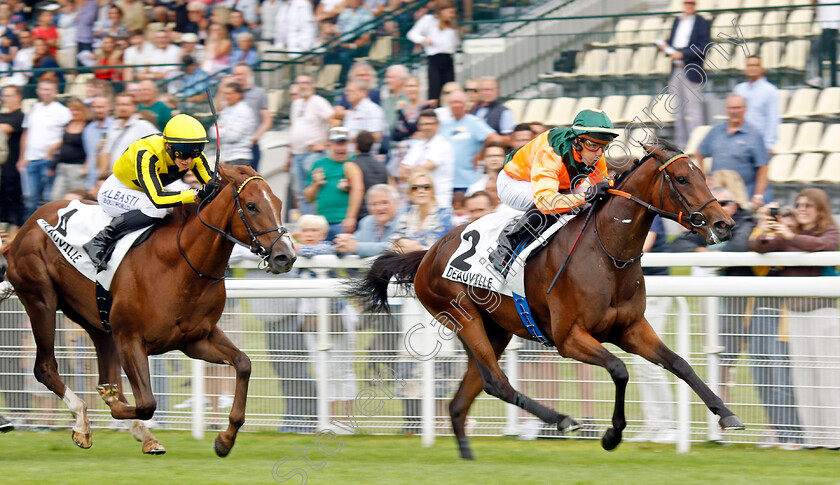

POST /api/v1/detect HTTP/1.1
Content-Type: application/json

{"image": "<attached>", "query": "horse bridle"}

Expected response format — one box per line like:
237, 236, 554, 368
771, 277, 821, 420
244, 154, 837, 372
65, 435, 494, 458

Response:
596, 153, 716, 269
178, 175, 290, 280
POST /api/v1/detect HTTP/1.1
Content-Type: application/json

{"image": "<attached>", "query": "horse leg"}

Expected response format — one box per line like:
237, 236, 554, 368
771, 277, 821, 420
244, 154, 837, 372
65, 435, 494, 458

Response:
618, 318, 744, 430
182, 326, 250, 458
17, 289, 92, 449
88, 331, 165, 454
560, 326, 630, 451
449, 328, 512, 460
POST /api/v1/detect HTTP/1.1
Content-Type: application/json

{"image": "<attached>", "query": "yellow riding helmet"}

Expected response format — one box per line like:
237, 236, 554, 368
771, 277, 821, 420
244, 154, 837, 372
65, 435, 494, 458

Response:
163, 114, 208, 159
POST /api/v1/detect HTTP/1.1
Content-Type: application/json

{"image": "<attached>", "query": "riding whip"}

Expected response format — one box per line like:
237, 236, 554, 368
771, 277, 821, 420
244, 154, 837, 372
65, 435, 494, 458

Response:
205, 87, 222, 181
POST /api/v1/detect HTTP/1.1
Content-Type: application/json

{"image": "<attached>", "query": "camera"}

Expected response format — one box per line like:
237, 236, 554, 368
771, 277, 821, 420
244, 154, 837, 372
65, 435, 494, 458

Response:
769, 207, 779, 218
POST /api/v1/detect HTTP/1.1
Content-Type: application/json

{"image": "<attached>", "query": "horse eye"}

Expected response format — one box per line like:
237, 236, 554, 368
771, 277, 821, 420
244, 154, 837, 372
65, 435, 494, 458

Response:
246, 202, 258, 212
676, 176, 688, 184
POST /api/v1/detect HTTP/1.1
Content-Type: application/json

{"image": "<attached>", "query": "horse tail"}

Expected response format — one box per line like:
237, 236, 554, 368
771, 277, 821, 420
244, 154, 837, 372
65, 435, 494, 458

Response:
345, 250, 427, 313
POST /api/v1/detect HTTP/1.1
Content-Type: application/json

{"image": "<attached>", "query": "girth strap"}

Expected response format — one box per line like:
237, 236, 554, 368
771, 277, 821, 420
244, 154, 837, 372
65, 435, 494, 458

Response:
95, 281, 113, 335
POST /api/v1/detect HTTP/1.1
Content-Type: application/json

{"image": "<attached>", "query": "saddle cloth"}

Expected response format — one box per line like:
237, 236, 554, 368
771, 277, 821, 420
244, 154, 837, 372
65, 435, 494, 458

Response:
37, 200, 152, 291
442, 210, 575, 298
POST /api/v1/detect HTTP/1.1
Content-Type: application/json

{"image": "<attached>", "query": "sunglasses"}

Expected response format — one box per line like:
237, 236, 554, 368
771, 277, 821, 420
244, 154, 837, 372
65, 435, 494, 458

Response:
579, 138, 608, 151
411, 184, 432, 191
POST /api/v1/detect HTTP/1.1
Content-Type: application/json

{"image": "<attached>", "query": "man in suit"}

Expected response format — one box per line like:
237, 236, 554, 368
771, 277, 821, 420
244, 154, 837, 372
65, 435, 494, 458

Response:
658, 0, 711, 149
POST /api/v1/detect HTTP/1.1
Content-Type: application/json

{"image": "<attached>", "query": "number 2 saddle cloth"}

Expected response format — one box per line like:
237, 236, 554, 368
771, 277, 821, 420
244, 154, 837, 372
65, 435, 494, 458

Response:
442, 211, 575, 346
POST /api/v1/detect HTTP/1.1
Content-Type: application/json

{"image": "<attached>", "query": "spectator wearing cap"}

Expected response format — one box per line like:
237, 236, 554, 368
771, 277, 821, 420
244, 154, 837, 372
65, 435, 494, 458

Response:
214, 82, 258, 166
333, 184, 400, 257
178, 32, 205, 66
304, 127, 365, 239
229, 31, 258, 67
472, 76, 515, 142
289, 74, 334, 215
273, 0, 317, 59
176, 54, 209, 104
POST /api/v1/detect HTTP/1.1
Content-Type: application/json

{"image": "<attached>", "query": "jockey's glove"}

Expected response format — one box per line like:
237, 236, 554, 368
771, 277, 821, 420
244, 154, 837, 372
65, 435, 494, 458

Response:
196, 181, 220, 201
585, 181, 612, 202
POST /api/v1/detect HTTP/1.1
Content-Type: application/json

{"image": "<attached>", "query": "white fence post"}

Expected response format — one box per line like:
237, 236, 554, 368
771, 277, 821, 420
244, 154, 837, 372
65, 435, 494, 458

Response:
676, 297, 691, 453
419, 299, 436, 448
504, 338, 522, 436
191, 358, 204, 439
314, 268, 331, 432
705, 296, 722, 442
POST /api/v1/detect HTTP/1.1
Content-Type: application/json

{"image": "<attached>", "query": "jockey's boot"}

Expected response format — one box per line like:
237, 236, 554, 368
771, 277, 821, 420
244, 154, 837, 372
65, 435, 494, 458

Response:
83, 210, 158, 272
489, 204, 554, 277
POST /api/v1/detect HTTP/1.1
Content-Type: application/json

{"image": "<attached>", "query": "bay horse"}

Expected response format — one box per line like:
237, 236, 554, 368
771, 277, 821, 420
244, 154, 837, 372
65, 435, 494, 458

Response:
349, 140, 745, 459
1, 164, 295, 456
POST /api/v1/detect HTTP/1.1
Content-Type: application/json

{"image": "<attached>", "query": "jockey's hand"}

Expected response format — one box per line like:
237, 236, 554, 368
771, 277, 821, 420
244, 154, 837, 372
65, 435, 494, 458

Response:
195, 181, 220, 201
585, 181, 612, 202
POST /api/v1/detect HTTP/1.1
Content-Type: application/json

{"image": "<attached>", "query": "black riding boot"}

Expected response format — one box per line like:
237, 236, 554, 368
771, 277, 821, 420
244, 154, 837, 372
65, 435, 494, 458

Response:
489, 204, 557, 277
83, 210, 158, 272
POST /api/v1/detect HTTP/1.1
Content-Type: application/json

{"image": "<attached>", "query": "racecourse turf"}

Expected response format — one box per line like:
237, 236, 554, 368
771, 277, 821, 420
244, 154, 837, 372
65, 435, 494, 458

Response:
0, 430, 837, 484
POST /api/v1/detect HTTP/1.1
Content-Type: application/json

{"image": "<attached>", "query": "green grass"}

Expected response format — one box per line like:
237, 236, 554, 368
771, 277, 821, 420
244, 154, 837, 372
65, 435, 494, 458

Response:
2, 430, 839, 484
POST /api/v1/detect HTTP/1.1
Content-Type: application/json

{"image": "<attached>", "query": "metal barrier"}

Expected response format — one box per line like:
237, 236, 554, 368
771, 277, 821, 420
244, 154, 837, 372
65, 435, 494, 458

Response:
1, 253, 838, 453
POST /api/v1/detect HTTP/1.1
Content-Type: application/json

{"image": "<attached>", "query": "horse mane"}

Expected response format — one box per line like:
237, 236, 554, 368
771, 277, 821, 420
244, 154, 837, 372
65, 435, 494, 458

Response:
165, 164, 260, 224
611, 138, 683, 188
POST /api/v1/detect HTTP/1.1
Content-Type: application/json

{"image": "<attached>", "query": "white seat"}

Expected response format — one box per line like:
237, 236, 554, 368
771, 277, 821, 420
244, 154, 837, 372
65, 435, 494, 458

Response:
606, 128, 649, 166
711, 13, 740, 39
503, 99, 527, 124
767, 153, 797, 182
703, 157, 714, 174
818, 124, 840, 152
715, 0, 741, 10
788, 153, 824, 182
810, 87, 840, 117
620, 95, 653, 125
782, 88, 819, 119
573, 49, 610, 77
759, 41, 784, 70
685, 125, 712, 156
573, 97, 602, 117
739, 12, 764, 40
740, 0, 766, 9
667, 0, 682, 13
648, 91, 675, 124
782, 39, 810, 71
785, 9, 815, 38
766, 0, 791, 7
607, 48, 634, 76
21, 98, 37, 114
267, 89, 284, 115
761, 11, 787, 40
315, 64, 342, 90
637, 18, 667, 45
703, 42, 733, 73
777, 89, 789, 116
773, 123, 797, 153
545, 97, 578, 126
599, 95, 627, 124
67, 73, 94, 99
696, 0, 715, 11
653, 50, 673, 75
520, 98, 552, 124
612, 19, 640, 47
627, 47, 658, 77
789, 122, 824, 154
817, 152, 840, 182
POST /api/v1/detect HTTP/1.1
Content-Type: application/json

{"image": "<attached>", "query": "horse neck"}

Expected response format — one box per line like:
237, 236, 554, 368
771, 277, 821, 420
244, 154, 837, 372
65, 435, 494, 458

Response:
595, 162, 660, 261
179, 189, 238, 278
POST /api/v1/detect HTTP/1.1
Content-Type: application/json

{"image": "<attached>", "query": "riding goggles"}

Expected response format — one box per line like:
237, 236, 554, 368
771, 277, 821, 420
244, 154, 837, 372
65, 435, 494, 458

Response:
169, 142, 204, 160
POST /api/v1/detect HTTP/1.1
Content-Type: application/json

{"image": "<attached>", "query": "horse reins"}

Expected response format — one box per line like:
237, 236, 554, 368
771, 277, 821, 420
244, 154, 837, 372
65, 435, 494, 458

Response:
178, 175, 290, 280
547, 152, 717, 292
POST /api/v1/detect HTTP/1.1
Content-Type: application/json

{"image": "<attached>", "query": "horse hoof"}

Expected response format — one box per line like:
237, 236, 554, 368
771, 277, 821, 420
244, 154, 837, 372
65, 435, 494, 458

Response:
457, 436, 474, 460
143, 440, 166, 455
72, 431, 92, 449
719, 415, 745, 430
557, 415, 581, 434
214, 436, 232, 457
601, 428, 622, 451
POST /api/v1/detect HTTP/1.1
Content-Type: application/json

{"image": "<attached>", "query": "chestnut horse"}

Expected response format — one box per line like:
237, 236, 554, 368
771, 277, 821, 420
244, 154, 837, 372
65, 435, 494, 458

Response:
1, 164, 295, 456
350, 140, 745, 459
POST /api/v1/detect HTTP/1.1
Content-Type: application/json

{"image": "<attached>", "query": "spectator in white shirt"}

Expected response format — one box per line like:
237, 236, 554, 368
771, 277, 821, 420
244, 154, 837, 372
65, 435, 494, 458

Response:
140, 29, 182, 80
273, 0, 317, 58
289, 74, 335, 214
407, 0, 458, 102
122, 29, 151, 81
215, 82, 259, 166
733, 55, 780, 154
398, 109, 455, 208
99, 92, 158, 174
342, 80, 386, 147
